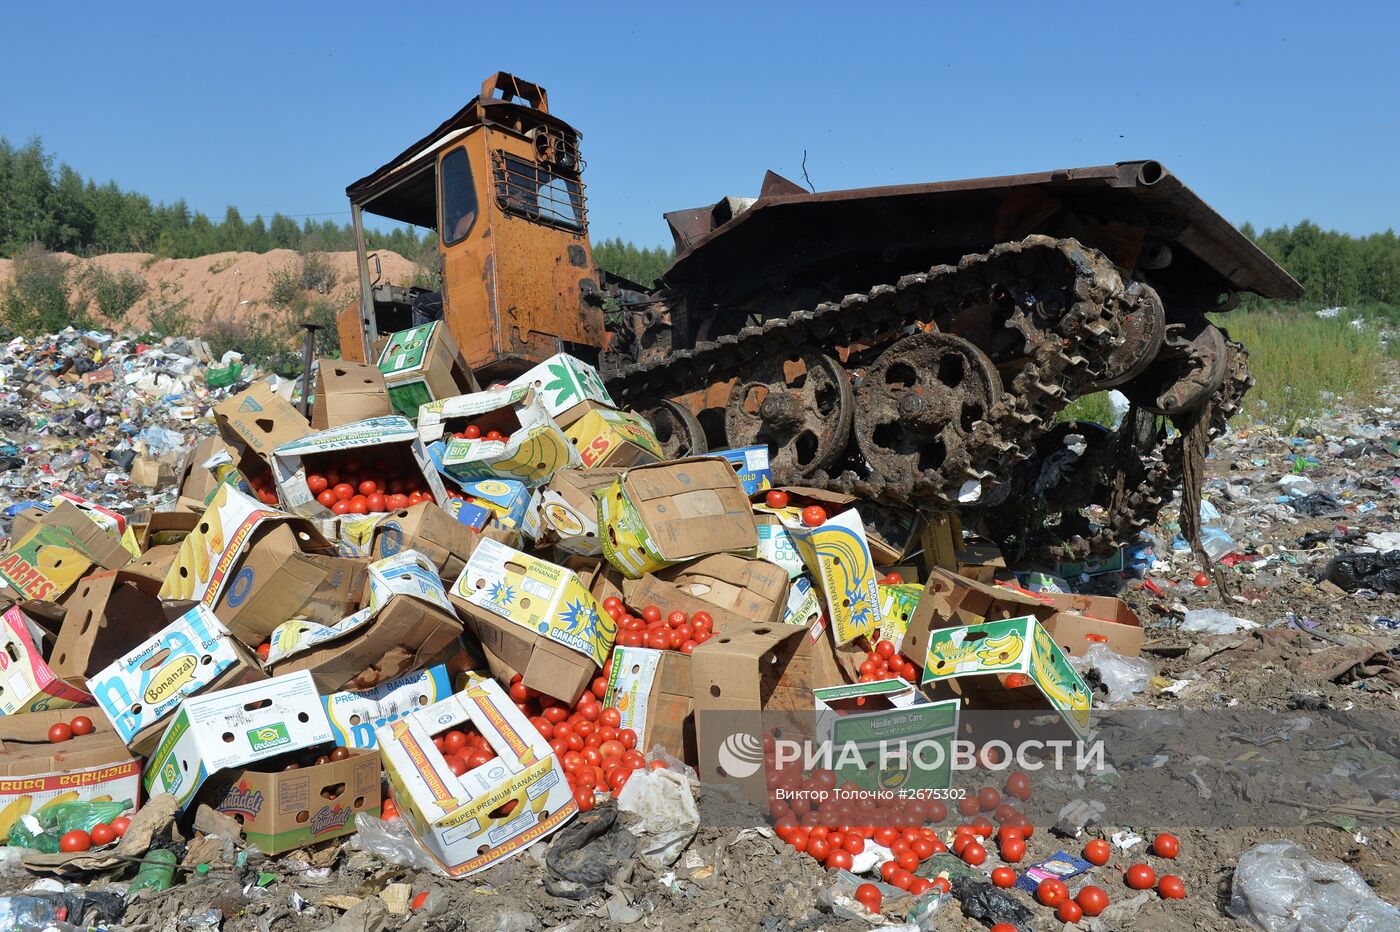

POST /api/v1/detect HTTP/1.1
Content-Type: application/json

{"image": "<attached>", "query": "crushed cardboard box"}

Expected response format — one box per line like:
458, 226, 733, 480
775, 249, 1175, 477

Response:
563, 405, 662, 468
506, 352, 614, 428
376, 322, 479, 418
421, 386, 579, 486
311, 358, 392, 430
0, 605, 95, 714
323, 664, 454, 749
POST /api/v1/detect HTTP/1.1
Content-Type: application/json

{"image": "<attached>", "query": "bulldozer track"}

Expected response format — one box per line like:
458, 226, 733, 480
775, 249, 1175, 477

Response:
608, 235, 1150, 510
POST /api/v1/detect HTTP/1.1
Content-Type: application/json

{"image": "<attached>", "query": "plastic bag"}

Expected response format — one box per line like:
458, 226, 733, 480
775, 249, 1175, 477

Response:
1228, 840, 1400, 930
615, 767, 699, 868
1071, 644, 1153, 702
1326, 552, 1400, 594
349, 815, 449, 877
1181, 608, 1260, 635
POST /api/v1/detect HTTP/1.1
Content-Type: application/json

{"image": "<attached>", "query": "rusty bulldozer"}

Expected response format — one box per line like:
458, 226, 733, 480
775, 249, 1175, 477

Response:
337, 72, 1301, 559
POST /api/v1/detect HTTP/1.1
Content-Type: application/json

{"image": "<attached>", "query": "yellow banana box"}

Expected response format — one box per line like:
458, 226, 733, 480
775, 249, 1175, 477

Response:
0, 709, 141, 843
421, 386, 580, 486
562, 405, 662, 469
376, 678, 578, 877
921, 615, 1092, 738
779, 507, 885, 646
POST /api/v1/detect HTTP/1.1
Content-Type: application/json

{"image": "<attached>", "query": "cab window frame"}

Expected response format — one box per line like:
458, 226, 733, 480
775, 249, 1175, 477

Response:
439, 146, 479, 247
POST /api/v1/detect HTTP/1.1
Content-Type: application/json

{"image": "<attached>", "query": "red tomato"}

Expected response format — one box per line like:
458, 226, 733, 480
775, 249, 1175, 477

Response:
387, 493, 409, 509
801, 505, 827, 527
366, 493, 386, 512
381, 799, 399, 819
691, 611, 713, 630
443, 730, 469, 753
825, 848, 853, 870
1193, 571, 1210, 587
1153, 833, 1180, 859
69, 715, 95, 736
599, 707, 621, 728
990, 926, 1017, 932
896, 849, 919, 871
307, 474, 328, 494
89, 822, 117, 845
991, 866, 1016, 888
1004, 673, 1032, 688
843, 833, 864, 855
463, 424, 481, 439
1004, 771, 1031, 801
962, 842, 987, 866
1159, 875, 1186, 899
807, 837, 830, 862
59, 829, 92, 852
880, 572, 903, 585
410, 890, 429, 911
641, 605, 661, 623
1037, 878, 1069, 906
908, 877, 933, 896
1076, 885, 1110, 916
978, 786, 1001, 811
331, 499, 352, 515
911, 837, 935, 860
1083, 838, 1111, 866
1125, 863, 1156, 890
878, 860, 898, 882
485, 430, 504, 442
1000, 835, 1026, 863
889, 868, 914, 890
927, 801, 947, 822
110, 815, 131, 837
1056, 899, 1084, 923
957, 795, 979, 817
929, 877, 951, 895
873, 827, 899, 848
48, 723, 72, 743
854, 882, 881, 912
316, 489, 337, 507
764, 489, 790, 509
333, 482, 354, 501
665, 610, 686, 627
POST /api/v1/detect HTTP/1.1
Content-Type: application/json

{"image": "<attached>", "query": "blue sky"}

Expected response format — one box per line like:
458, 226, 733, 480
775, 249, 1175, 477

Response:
4, 1, 1396, 247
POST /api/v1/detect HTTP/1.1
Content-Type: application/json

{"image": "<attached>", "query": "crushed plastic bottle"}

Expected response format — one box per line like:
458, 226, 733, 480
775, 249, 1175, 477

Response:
127, 849, 178, 893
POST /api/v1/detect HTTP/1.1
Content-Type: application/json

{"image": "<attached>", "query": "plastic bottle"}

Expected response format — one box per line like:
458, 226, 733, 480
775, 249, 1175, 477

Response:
128, 848, 178, 893
189, 863, 211, 885
0, 894, 68, 928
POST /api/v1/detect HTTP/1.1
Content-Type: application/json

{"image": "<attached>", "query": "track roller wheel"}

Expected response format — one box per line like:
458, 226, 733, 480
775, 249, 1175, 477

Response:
724, 351, 853, 481
641, 399, 709, 459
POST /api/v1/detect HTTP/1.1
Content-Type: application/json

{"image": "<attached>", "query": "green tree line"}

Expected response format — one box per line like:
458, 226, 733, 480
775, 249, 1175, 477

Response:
1243, 220, 1398, 308
0, 137, 432, 260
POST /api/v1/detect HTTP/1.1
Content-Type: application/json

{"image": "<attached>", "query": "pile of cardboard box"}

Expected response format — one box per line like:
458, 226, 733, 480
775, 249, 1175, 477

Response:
0, 335, 1146, 880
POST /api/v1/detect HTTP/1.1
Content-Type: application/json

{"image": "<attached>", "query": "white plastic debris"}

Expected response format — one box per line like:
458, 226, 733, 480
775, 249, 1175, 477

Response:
1181, 609, 1260, 635
1228, 840, 1400, 931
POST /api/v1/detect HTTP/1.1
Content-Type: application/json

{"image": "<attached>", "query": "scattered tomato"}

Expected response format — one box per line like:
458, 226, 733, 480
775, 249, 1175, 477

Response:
1037, 877, 1069, 906
69, 715, 95, 736
1000, 835, 1026, 863
59, 829, 92, 852
1159, 875, 1186, 899
908, 876, 934, 896
410, 890, 429, 911
1125, 863, 1156, 890
991, 866, 1016, 888
1153, 833, 1180, 859
1004, 771, 1031, 801
89, 822, 117, 846
1193, 570, 1210, 587
961, 842, 987, 866
854, 882, 882, 912
1083, 838, 1111, 866
801, 505, 827, 527
1056, 898, 1084, 923
1076, 884, 1109, 916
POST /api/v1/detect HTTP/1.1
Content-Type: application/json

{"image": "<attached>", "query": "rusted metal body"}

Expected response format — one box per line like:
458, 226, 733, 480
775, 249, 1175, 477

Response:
339, 73, 603, 382
340, 73, 1303, 556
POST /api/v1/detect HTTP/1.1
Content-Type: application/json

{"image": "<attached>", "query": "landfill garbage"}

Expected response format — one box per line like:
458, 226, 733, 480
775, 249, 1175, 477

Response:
1227, 840, 1400, 931
1180, 608, 1261, 634
1071, 643, 1154, 702
1326, 551, 1400, 594
615, 765, 700, 868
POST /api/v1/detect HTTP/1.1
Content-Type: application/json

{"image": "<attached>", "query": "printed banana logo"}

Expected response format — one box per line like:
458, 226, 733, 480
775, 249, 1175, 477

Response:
976, 632, 1024, 666
38, 790, 79, 812
0, 795, 32, 841
1031, 626, 1091, 724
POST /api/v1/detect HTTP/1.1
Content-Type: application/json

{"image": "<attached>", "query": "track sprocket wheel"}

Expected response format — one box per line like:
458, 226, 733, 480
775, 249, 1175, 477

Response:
853, 332, 1004, 503
1120, 317, 1228, 416
724, 351, 853, 481
641, 399, 709, 459
1090, 283, 1166, 390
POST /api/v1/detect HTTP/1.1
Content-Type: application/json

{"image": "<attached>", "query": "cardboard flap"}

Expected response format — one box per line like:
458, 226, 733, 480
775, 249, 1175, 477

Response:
214, 381, 310, 456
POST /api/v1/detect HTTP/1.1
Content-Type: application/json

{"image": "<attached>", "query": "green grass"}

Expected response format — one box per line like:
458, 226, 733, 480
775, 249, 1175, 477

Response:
1059, 391, 1115, 426
1217, 306, 1394, 426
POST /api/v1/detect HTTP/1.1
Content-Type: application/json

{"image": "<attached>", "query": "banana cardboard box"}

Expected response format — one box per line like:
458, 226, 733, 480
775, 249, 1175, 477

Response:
213, 380, 313, 477
210, 747, 382, 855
376, 678, 578, 877
505, 352, 614, 428
311, 358, 392, 430
814, 679, 960, 793
714, 446, 773, 495
322, 664, 454, 749
765, 504, 884, 646
920, 616, 1092, 738
449, 538, 616, 705
421, 386, 580, 486
876, 582, 924, 653
0, 605, 95, 715
375, 322, 478, 419
0, 500, 132, 605
143, 670, 336, 812
898, 567, 1047, 675
603, 646, 695, 765
0, 709, 141, 843
563, 405, 663, 469
522, 468, 622, 557
87, 603, 265, 754
270, 415, 449, 520
158, 484, 335, 647
783, 574, 824, 628
371, 502, 482, 584
596, 457, 757, 579
621, 554, 789, 632
266, 551, 462, 694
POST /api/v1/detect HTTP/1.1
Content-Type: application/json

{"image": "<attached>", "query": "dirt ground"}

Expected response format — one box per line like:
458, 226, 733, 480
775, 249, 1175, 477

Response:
0, 248, 419, 328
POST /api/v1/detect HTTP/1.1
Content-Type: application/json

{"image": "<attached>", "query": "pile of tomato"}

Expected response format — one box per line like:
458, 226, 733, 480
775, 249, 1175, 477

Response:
856, 638, 916, 684
449, 423, 512, 443
303, 452, 435, 515
57, 815, 131, 853
246, 464, 281, 506
47, 715, 95, 743
604, 599, 716, 653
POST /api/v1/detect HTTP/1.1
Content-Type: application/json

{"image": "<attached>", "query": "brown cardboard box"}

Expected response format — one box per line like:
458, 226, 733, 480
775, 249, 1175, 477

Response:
0, 501, 130, 605
139, 510, 200, 550
48, 571, 193, 687
178, 435, 240, 504
1036, 592, 1143, 658
123, 544, 181, 586
310, 359, 392, 430
623, 555, 789, 631
604, 647, 696, 764
210, 748, 382, 855
956, 540, 1007, 584
599, 457, 757, 577
462, 611, 595, 707
899, 568, 1046, 670
376, 322, 480, 418
212, 523, 332, 647
130, 455, 177, 489
690, 620, 839, 784
0, 709, 142, 841
300, 554, 372, 626
525, 467, 622, 556
213, 381, 311, 475
269, 589, 464, 693
370, 503, 480, 584
8, 506, 45, 542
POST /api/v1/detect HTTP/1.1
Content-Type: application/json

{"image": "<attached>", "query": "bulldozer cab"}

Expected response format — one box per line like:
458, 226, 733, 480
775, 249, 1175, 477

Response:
338, 72, 606, 383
